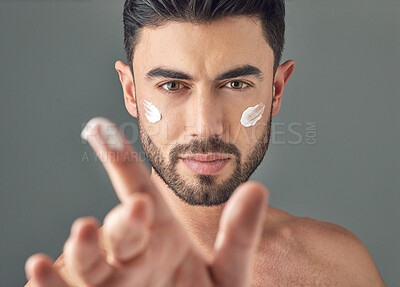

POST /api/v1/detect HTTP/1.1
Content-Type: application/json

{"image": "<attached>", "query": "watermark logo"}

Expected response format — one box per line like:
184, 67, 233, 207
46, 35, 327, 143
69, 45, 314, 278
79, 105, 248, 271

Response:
80, 120, 317, 162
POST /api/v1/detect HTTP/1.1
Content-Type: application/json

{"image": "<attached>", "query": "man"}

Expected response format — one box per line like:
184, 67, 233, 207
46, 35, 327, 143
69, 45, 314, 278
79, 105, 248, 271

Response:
25, 0, 386, 286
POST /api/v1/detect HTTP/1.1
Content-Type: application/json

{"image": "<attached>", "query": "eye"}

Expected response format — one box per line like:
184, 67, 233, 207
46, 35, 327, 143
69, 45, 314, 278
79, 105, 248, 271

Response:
159, 81, 182, 93
225, 80, 250, 90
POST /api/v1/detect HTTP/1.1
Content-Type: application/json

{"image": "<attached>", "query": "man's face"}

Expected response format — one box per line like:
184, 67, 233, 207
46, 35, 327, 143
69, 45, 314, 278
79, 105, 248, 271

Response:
129, 16, 276, 206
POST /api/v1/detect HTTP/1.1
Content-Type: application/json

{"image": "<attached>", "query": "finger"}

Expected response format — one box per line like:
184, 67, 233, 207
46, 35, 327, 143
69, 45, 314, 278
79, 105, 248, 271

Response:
211, 181, 268, 287
80, 117, 173, 226
25, 254, 69, 287
63, 217, 113, 286
170, 250, 214, 287
103, 192, 154, 264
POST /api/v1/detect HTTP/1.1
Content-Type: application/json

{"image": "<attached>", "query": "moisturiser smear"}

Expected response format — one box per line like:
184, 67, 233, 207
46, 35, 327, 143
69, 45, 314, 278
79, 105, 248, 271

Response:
141, 99, 162, 123
240, 103, 265, 127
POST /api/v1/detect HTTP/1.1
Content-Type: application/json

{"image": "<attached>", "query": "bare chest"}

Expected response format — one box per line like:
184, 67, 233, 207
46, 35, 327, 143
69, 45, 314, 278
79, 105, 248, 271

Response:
250, 233, 338, 286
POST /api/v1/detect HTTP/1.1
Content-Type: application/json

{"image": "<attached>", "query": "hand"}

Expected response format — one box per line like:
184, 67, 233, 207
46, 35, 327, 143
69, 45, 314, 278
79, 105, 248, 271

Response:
25, 117, 269, 287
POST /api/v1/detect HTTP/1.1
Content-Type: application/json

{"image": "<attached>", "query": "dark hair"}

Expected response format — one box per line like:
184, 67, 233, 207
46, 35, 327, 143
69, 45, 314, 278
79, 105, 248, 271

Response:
123, 0, 286, 77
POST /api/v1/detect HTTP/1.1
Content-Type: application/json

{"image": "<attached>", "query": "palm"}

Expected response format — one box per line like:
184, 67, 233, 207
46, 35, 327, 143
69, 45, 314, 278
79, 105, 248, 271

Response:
25, 117, 268, 287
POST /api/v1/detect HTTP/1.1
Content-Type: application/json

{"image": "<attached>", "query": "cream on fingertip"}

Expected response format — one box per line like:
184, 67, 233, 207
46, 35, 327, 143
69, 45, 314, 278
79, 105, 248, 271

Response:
81, 118, 125, 151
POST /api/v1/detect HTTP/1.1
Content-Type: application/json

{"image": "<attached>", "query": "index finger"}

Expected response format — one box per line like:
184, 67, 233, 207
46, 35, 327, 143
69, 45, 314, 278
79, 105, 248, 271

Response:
80, 117, 172, 225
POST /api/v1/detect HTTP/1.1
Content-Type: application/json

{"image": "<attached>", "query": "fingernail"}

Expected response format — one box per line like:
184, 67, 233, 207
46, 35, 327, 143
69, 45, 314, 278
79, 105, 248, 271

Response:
81, 117, 124, 151
128, 198, 148, 223
79, 225, 98, 242
72, 219, 98, 242
25, 256, 35, 280
25, 254, 52, 280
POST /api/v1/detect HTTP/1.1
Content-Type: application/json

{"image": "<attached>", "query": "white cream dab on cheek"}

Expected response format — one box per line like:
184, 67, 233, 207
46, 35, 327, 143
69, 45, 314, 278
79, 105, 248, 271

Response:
240, 103, 266, 127
141, 99, 162, 123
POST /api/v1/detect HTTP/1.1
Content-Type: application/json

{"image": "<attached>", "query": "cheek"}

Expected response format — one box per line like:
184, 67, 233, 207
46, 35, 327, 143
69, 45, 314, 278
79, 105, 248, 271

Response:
141, 99, 162, 123
155, 113, 184, 146
139, 99, 165, 144
240, 103, 266, 127
226, 103, 268, 147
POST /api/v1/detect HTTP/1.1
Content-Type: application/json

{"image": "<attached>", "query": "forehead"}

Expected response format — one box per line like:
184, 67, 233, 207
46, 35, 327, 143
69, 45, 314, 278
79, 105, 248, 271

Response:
132, 16, 274, 79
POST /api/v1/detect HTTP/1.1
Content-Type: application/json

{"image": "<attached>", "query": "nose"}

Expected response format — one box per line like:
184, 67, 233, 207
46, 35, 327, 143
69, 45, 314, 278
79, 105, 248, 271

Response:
186, 90, 224, 139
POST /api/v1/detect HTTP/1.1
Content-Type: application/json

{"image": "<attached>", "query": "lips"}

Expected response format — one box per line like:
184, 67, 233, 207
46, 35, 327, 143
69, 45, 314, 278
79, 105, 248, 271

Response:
180, 153, 230, 162
180, 154, 230, 175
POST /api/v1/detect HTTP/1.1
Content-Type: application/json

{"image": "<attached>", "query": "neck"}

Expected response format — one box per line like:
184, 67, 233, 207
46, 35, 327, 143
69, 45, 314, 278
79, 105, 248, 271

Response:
150, 169, 226, 260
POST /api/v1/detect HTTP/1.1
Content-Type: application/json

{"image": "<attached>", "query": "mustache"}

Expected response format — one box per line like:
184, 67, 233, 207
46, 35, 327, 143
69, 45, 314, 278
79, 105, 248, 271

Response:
169, 135, 241, 163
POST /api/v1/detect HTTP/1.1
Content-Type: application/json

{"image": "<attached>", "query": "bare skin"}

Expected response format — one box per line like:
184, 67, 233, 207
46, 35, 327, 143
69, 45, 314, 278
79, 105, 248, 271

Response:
25, 16, 386, 286
24, 176, 385, 287
149, 170, 386, 286
23, 130, 386, 286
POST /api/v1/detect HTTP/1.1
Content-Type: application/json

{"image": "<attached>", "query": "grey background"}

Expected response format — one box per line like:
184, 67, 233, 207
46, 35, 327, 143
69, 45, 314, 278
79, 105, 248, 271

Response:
0, 0, 398, 286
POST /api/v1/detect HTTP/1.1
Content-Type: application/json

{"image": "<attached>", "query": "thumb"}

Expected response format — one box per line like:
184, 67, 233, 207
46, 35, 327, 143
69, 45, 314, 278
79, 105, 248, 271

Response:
211, 181, 268, 287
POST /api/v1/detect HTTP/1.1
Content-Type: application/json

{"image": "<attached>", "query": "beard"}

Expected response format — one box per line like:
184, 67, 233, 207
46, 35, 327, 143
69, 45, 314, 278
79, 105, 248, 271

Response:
137, 101, 273, 207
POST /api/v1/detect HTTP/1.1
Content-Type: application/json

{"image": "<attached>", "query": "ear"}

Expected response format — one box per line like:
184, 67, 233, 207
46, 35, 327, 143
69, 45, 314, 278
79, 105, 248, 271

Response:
115, 61, 138, 118
272, 60, 295, 117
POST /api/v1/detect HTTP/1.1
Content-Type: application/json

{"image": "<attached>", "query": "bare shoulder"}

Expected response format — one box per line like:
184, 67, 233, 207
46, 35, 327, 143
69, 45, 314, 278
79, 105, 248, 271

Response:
252, 209, 386, 286
294, 216, 385, 282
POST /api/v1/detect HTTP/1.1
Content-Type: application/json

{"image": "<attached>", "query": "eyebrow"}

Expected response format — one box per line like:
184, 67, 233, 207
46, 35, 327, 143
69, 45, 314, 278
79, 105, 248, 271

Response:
145, 64, 264, 82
